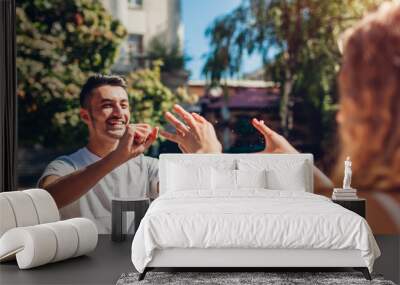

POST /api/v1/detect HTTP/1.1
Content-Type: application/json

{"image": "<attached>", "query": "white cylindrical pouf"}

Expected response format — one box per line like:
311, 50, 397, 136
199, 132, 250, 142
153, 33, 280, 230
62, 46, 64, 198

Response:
0, 226, 57, 269
42, 221, 79, 262
0, 196, 17, 237
24, 189, 60, 224
66, 218, 98, 257
1, 192, 39, 227
0, 219, 97, 269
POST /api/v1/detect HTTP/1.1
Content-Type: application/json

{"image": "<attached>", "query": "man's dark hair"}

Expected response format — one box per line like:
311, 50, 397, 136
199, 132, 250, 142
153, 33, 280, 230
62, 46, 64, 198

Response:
79, 74, 127, 109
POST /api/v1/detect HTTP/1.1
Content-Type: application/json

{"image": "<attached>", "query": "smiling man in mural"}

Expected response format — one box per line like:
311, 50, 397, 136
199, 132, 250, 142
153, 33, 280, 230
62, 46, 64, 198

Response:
38, 74, 222, 233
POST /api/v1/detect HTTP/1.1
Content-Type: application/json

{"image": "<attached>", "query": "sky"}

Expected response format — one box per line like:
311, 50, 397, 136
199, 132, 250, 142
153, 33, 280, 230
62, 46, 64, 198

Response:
182, 0, 262, 80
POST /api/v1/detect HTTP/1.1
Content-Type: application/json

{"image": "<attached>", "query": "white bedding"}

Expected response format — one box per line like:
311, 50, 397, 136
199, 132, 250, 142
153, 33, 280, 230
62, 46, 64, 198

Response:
131, 190, 380, 273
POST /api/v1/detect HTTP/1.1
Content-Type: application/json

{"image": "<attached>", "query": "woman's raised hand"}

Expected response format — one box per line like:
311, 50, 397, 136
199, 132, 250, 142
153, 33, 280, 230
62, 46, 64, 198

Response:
251, 118, 298, 154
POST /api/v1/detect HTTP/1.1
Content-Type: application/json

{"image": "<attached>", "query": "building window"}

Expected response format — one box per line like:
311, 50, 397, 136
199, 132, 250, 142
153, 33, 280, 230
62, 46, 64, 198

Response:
117, 34, 144, 70
128, 0, 143, 8
127, 34, 143, 55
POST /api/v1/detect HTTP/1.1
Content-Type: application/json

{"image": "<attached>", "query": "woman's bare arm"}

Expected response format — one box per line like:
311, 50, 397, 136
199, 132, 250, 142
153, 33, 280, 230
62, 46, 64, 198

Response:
251, 118, 334, 191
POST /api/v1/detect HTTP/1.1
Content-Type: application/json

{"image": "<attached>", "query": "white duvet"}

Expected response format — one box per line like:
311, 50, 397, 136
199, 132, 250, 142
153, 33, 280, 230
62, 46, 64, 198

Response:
131, 190, 380, 273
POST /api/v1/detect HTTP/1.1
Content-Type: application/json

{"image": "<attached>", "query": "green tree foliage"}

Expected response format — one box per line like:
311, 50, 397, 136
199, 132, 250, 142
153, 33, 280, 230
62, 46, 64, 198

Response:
127, 60, 197, 128
17, 0, 127, 148
203, 0, 386, 157
147, 38, 190, 73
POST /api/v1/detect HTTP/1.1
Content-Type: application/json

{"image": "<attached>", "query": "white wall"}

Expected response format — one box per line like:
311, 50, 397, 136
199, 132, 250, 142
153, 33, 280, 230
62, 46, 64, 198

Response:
101, 0, 182, 52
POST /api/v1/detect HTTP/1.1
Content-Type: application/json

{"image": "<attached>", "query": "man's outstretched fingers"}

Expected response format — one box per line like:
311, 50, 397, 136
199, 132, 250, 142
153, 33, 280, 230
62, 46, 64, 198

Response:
173, 105, 198, 131
173, 104, 191, 116
192, 113, 206, 123
159, 129, 181, 144
165, 111, 190, 134
178, 143, 188, 153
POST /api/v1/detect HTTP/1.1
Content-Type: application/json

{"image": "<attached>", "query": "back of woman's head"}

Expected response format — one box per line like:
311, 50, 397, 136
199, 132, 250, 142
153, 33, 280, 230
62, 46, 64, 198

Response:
336, 2, 400, 191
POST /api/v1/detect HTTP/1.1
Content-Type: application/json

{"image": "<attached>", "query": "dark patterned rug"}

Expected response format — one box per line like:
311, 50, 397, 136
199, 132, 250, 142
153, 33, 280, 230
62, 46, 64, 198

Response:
116, 271, 396, 285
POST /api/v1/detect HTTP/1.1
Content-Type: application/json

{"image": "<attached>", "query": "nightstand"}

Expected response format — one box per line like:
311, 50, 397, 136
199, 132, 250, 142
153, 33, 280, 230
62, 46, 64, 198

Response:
332, 198, 366, 218
111, 197, 150, 242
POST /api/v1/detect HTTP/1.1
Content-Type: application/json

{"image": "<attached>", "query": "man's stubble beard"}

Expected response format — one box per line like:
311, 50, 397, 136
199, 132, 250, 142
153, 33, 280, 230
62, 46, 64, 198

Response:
88, 108, 125, 141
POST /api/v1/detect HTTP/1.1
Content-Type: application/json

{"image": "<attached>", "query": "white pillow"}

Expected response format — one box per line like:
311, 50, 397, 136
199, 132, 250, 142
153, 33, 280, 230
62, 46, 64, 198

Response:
236, 169, 268, 189
212, 169, 237, 190
238, 159, 308, 191
211, 169, 268, 190
266, 168, 307, 191
167, 162, 212, 191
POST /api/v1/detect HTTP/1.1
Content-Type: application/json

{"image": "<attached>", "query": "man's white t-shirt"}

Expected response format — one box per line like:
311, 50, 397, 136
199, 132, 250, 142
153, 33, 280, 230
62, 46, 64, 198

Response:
38, 147, 159, 234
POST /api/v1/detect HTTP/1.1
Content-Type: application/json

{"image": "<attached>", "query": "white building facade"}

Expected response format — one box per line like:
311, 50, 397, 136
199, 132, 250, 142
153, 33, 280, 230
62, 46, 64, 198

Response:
101, 0, 184, 72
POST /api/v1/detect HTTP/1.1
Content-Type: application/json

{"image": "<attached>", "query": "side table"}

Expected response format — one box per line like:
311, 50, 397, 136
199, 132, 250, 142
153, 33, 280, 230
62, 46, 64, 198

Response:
111, 197, 150, 242
332, 198, 366, 218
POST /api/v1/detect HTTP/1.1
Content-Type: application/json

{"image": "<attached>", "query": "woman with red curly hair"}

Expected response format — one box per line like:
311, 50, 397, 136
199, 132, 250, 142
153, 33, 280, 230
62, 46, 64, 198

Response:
253, 2, 400, 234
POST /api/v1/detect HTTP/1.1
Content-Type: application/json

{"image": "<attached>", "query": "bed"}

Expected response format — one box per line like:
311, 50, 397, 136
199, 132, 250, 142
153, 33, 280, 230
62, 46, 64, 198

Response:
131, 154, 380, 280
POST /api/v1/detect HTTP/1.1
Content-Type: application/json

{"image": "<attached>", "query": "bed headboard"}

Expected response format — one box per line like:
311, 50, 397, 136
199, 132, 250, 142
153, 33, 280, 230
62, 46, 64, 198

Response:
159, 153, 314, 194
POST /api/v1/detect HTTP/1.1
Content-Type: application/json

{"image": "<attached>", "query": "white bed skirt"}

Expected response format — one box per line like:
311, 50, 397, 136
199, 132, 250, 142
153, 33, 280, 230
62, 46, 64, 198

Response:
148, 248, 366, 268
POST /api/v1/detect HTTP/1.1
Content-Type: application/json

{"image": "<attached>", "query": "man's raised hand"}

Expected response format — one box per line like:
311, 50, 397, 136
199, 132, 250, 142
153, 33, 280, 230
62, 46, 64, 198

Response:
160, 104, 222, 154
112, 124, 158, 164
